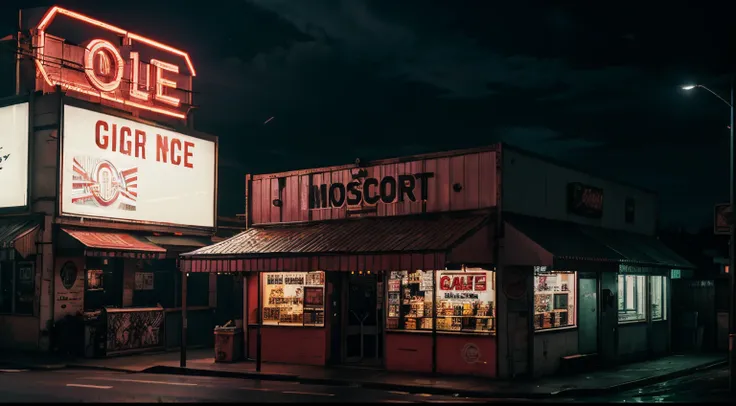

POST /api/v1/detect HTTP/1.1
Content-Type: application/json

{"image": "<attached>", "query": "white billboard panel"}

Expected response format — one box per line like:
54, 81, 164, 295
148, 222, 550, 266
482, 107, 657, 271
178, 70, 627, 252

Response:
0, 102, 29, 209
61, 105, 216, 228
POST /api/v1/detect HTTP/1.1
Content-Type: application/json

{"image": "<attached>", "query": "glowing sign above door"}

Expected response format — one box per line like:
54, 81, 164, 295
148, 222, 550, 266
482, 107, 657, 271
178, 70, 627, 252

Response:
33, 6, 196, 120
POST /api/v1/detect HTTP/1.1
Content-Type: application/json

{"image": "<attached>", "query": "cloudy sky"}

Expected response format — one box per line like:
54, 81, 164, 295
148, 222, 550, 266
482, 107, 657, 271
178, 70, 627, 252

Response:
1, 0, 734, 229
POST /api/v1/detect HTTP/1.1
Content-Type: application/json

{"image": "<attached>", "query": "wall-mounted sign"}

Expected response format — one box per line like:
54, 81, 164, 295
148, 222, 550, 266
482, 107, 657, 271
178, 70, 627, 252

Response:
438, 272, 487, 300
309, 172, 434, 209
135, 272, 154, 290
567, 182, 603, 219
33, 7, 195, 120
60, 261, 78, 290
0, 102, 29, 209
60, 105, 216, 228
714, 203, 731, 235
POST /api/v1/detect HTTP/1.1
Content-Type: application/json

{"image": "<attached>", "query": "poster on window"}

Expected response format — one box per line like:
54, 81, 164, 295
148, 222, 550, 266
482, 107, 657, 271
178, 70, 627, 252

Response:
135, 272, 154, 290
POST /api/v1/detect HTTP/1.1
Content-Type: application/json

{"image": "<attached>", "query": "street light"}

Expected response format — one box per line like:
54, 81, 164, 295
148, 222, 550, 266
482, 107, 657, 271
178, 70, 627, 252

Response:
682, 80, 735, 392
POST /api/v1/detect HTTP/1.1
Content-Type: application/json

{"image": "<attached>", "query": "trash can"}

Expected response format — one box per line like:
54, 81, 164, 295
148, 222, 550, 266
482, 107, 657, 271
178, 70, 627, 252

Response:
214, 326, 243, 363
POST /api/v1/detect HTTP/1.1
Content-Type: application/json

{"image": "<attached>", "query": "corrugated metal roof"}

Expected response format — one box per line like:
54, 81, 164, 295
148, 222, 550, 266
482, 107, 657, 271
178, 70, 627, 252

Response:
184, 211, 491, 258
62, 229, 166, 253
505, 213, 625, 262
145, 236, 211, 247
581, 226, 694, 269
0, 218, 40, 249
505, 212, 694, 269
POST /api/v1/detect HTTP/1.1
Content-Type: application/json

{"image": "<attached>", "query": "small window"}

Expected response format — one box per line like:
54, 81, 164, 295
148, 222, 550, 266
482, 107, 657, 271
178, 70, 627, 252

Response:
618, 274, 646, 322
650, 275, 667, 321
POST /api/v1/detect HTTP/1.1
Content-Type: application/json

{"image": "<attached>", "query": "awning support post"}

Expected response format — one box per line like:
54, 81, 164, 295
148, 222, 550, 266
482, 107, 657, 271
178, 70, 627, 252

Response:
256, 271, 263, 372
180, 268, 187, 368
431, 267, 437, 374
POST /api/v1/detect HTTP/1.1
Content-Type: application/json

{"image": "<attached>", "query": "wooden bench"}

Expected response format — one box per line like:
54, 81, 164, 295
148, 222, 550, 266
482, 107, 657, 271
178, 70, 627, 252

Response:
560, 353, 599, 374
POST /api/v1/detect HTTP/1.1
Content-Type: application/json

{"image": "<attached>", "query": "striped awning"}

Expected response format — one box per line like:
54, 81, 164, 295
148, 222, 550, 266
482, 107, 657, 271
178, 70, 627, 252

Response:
0, 217, 40, 259
62, 228, 166, 259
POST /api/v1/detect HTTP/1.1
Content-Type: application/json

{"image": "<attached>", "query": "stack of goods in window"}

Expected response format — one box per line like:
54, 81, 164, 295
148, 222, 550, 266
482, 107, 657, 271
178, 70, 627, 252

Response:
435, 271, 494, 333
262, 272, 325, 327
533, 272, 575, 330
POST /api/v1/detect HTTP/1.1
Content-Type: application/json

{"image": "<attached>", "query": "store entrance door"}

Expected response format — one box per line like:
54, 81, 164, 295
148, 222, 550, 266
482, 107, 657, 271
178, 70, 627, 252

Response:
344, 272, 383, 365
578, 277, 598, 354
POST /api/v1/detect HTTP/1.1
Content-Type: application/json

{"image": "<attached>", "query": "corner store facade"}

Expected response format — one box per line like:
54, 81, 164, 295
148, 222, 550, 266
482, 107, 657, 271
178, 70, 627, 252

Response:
182, 147, 690, 377
0, 6, 219, 353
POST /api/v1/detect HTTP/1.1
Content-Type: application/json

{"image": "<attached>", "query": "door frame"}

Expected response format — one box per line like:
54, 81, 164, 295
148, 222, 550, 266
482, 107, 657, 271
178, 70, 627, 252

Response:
343, 271, 384, 365
577, 273, 600, 355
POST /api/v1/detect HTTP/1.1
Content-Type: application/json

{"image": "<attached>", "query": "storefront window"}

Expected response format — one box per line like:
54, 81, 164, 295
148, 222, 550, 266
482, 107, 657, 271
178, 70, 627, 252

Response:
386, 270, 433, 330
533, 270, 577, 330
618, 274, 646, 322
386, 269, 496, 333
261, 271, 325, 327
0, 262, 35, 315
435, 269, 495, 333
650, 275, 667, 321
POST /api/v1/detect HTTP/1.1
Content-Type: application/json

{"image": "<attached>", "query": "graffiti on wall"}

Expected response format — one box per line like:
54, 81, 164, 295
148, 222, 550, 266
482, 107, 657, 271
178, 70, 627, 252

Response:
106, 308, 164, 353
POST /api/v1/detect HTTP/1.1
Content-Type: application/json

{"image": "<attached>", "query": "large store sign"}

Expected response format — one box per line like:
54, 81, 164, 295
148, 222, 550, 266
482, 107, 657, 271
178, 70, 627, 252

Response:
0, 102, 29, 209
34, 6, 195, 120
567, 182, 603, 219
309, 172, 435, 209
60, 105, 216, 228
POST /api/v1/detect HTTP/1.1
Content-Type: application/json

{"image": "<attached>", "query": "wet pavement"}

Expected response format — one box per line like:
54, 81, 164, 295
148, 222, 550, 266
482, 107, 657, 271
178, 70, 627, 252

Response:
569, 365, 732, 403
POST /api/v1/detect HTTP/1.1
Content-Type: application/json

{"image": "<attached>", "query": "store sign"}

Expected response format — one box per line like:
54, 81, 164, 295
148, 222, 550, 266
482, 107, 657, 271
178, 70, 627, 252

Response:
34, 7, 195, 120
309, 172, 434, 209
567, 182, 603, 219
60, 105, 216, 228
0, 102, 29, 209
439, 272, 487, 299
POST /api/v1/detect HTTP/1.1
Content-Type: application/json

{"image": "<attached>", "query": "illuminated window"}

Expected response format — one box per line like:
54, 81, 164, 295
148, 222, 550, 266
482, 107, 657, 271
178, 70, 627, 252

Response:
534, 270, 577, 331
618, 274, 646, 322
261, 271, 325, 327
650, 275, 667, 321
386, 269, 496, 333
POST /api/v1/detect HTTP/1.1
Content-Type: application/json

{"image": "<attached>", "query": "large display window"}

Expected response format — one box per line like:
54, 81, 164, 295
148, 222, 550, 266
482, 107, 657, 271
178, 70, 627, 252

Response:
435, 270, 495, 333
386, 269, 496, 334
618, 274, 646, 323
261, 271, 325, 327
533, 270, 577, 330
650, 275, 667, 321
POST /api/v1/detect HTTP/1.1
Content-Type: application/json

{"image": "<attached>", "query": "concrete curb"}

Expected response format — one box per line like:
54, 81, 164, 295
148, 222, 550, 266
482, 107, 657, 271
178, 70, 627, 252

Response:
141, 358, 728, 399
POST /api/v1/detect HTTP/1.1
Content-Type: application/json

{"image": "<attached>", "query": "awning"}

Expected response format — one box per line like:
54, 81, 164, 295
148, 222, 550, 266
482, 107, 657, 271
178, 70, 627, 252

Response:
504, 212, 694, 269
62, 228, 166, 259
0, 218, 40, 259
181, 211, 493, 273
145, 236, 211, 250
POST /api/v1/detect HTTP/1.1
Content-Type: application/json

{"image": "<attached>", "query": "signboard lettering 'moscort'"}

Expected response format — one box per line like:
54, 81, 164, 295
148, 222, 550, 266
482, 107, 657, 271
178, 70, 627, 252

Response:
61, 105, 216, 228
309, 172, 435, 209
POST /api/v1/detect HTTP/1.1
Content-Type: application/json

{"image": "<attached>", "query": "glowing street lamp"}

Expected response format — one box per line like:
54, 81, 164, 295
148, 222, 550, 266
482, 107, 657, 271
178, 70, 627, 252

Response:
681, 80, 735, 393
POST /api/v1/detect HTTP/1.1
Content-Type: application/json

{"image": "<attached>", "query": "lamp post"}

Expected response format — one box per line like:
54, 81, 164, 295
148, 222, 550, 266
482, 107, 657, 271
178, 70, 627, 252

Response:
682, 81, 735, 392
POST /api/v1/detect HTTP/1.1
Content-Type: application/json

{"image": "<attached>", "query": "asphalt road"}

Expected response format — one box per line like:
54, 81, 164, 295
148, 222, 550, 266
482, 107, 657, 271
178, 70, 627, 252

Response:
0, 367, 507, 403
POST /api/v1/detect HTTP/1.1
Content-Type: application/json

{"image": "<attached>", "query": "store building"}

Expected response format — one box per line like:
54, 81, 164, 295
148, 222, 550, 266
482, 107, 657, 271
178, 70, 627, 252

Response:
0, 6, 219, 354
181, 147, 690, 377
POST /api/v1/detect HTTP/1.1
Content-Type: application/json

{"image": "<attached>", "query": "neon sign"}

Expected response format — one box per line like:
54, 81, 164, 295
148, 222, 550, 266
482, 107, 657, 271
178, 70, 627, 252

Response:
33, 7, 196, 119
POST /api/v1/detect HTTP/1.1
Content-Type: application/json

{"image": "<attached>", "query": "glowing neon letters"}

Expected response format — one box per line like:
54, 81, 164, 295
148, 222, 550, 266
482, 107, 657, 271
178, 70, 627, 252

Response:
34, 6, 195, 119
84, 39, 181, 107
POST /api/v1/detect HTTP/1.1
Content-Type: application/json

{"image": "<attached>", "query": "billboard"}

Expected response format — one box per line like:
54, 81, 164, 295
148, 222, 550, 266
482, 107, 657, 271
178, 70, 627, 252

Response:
60, 105, 216, 228
0, 102, 29, 209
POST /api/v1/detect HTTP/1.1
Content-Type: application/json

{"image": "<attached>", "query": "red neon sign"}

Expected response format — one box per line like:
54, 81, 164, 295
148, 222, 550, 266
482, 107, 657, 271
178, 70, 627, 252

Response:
34, 6, 196, 119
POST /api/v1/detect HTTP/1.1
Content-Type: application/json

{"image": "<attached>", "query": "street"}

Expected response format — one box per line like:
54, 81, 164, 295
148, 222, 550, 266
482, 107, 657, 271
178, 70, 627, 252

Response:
566, 366, 731, 403
0, 367, 499, 403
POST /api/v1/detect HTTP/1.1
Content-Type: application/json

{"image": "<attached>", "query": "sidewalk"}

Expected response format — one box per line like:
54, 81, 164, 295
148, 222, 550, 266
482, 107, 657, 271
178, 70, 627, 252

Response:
0, 349, 726, 399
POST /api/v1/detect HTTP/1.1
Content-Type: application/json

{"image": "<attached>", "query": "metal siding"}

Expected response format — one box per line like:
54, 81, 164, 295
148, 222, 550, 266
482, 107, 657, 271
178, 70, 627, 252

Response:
62, 228, 166, 253
250, 151, 497, 225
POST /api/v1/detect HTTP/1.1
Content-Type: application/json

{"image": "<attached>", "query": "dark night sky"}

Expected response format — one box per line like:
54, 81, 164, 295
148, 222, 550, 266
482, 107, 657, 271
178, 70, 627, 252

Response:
1, 0, 735, 230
